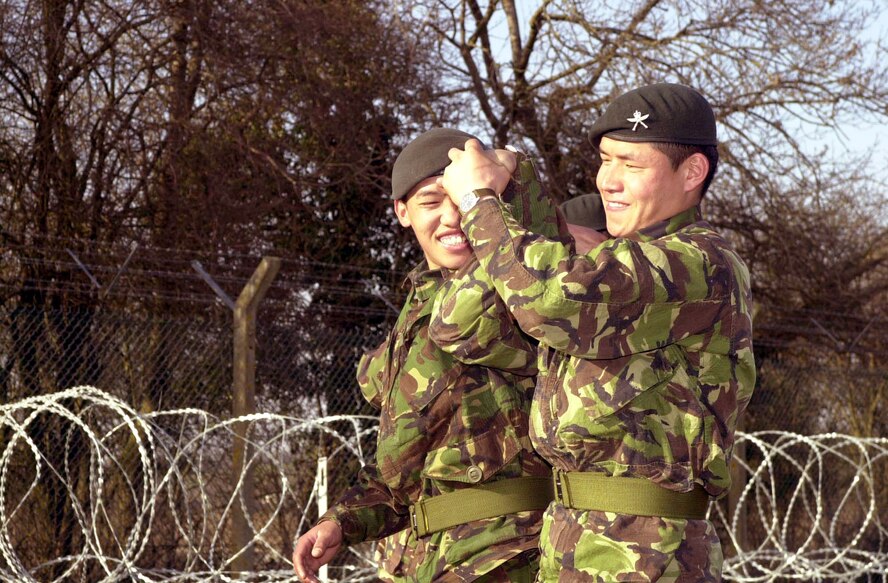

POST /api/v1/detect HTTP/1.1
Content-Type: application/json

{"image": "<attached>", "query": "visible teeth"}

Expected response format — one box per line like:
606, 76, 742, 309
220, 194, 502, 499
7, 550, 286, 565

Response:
440, 234, 466, 245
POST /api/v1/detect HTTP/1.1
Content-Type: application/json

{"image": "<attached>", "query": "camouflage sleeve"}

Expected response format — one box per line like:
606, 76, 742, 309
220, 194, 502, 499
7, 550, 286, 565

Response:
321, 326, 413, 543
356, 337, 389, 410
499, 155, 569, 243
319, 463, 411, 544
430, 255, 538, 373
429, 156, 570, 371
460, 201, 738, 360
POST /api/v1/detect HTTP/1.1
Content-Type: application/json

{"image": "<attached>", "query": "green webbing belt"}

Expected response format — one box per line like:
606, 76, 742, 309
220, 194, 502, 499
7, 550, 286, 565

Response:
553, 469, 710, 521
409, 476, 553, 538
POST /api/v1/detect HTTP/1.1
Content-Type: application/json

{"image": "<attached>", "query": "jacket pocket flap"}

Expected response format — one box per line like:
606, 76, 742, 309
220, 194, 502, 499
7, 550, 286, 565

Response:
570, 347, 676, 420
421, 425, 523, 484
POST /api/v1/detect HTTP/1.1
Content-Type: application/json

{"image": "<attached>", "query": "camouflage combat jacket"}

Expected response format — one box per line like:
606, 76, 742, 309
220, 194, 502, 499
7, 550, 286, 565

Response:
320, 261, 550, 583
431, 175, 756, 579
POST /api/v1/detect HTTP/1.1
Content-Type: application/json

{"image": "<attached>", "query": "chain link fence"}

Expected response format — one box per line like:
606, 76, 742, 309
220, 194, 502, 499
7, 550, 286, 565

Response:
2, 306, 231, 412
0, 275, 388, 579
1, 244, 886, 580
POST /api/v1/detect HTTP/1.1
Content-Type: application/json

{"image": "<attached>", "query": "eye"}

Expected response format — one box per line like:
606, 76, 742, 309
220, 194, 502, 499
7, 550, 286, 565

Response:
419, 196, 443, 208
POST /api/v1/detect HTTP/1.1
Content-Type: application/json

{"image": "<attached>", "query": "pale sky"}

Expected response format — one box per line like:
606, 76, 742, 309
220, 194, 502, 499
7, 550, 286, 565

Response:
837, 6, 887, 182
502, 3, 888, 184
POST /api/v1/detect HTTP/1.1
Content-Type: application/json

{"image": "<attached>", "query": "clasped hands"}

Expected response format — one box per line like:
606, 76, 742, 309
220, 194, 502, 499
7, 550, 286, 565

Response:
438, 139, 517, 206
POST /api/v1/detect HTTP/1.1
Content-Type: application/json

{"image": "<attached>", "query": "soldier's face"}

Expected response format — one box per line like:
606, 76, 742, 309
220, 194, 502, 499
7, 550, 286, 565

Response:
394, 177, 472, 270
596, 137, 703, 238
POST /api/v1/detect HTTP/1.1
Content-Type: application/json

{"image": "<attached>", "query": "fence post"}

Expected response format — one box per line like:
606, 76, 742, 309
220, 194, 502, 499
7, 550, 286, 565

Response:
317, 456, 329, 582
232, 256, 281, 575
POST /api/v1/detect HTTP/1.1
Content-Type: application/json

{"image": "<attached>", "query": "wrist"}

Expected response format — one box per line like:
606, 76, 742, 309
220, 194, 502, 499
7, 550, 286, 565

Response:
458, 188, 496, 213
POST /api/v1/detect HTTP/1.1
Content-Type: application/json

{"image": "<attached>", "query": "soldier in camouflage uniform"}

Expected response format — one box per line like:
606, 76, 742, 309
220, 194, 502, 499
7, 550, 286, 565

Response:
432, 84, 756, 581
292, 128, 554, 583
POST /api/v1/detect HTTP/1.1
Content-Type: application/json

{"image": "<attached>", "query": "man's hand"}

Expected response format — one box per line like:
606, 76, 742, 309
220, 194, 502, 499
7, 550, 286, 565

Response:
439, 139, 517, 206
292, 520, 343, 583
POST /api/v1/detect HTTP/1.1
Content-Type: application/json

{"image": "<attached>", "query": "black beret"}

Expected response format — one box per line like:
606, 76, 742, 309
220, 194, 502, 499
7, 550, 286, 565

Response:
560, 194, 607, 232
589, 83, 717, 148
391, 128, 480, 200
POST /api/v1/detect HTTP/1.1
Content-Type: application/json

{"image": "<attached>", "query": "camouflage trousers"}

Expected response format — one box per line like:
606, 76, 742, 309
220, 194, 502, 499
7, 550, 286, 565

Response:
474, 550, 540, 582
536, 504, 723, 582
376, 533, 540, 582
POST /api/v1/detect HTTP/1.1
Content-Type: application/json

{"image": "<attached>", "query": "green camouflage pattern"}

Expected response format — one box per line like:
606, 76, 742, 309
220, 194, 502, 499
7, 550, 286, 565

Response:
323, 264, 546, 580
428, 156, 570, 368
373, 512, 543, 582
430, 161, 755, 580
321, 256, 550, 582
538, 505, 723, 581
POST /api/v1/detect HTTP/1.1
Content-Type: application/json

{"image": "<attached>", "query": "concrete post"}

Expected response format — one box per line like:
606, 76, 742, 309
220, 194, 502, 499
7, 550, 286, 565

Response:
231, 256, 280, 575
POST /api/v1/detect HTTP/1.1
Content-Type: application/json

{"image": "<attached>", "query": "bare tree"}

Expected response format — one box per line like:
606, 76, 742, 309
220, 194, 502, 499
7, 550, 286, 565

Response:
0, 0, 446, 575
0, 1, 168, 575
410, 0, 886, 196
407, 0, 888, 411
413, 4, 888, 566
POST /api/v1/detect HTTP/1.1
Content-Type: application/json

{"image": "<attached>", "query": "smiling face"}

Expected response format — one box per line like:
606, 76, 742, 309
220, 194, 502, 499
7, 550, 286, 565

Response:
394, 176, 472, 270
596, 136, 706, 238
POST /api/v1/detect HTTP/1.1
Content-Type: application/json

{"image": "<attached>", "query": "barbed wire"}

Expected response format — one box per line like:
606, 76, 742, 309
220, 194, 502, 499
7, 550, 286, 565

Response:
4, 240, 886, 347
2, 255, 399, 296
0, 386, 379, 582
1, 386, 885, 582
718, 431, 888, 581
2, 237, 404, 278
1, 244, 408, 318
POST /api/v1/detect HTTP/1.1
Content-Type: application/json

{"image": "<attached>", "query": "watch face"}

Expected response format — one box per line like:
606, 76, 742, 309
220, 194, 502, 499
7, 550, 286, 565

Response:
459, 191, 479, 213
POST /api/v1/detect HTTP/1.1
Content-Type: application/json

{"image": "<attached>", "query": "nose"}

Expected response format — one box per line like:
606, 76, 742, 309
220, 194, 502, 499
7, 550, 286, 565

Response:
441, 199, 461, 226
597, 164, 621, 194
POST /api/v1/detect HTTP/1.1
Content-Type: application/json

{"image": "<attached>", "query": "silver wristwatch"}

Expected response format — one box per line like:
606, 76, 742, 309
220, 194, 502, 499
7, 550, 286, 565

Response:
459, 188, 495, 213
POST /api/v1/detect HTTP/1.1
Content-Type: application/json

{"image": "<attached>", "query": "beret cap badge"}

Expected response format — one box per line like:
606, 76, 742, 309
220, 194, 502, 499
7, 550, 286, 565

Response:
589, 83, 718, 147
627, 111, 649, 131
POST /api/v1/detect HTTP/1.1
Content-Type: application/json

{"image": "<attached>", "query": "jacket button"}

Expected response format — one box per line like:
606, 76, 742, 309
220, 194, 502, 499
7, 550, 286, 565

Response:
466, 465, 483, 483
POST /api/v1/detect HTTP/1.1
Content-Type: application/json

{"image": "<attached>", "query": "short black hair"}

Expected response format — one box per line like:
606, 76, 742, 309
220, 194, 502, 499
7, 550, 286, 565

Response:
652, 143, 719, 198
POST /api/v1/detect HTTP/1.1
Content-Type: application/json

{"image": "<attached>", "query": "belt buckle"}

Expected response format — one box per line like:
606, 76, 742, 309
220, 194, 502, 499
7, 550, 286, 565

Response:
552, 469, 564, 505
409, 501, 427, 538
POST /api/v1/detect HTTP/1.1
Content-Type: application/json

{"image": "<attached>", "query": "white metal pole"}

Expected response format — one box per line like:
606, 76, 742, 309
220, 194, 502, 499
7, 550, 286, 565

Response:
317, 456, 329, 582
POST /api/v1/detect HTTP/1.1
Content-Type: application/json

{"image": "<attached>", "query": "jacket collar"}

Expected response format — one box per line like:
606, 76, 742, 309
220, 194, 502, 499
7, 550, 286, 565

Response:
404, 260, 444, 303
635, 206, 701, 242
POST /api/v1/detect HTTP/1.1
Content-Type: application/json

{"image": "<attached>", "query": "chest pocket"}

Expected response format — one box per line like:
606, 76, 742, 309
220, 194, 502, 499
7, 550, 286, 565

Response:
420, 422, 524, 495
566, 346, 678, 421
376, 322, 466, 488
383, 325, 463, 415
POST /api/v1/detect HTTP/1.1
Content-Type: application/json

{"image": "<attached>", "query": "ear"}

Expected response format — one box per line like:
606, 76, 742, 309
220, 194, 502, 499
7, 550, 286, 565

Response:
683, 153, 709, 193
394, 199, 411, 227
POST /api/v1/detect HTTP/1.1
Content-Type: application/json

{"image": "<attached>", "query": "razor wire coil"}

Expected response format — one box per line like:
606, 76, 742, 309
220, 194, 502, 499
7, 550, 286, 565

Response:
1, 386, 885, 582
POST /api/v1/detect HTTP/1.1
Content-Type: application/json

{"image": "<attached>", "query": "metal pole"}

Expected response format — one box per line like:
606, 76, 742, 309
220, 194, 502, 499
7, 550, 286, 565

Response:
317, 456, 329, 582
231, 256, 280, 575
